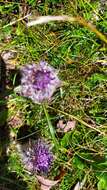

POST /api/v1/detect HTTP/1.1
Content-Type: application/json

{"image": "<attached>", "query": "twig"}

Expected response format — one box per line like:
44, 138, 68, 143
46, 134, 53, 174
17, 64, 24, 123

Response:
48, 106, 105, 135
27, 15, 73, 26
3, 14, 31, 28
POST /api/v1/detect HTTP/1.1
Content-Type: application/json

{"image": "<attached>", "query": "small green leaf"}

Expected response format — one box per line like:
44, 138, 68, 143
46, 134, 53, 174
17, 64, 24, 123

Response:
98, 174, 107, 190
73, 156, 85, 170
61, 132, 71, 147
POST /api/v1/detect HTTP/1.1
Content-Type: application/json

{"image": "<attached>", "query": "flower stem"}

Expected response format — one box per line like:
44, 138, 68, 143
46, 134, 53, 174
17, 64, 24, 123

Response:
43, 104, 59, 149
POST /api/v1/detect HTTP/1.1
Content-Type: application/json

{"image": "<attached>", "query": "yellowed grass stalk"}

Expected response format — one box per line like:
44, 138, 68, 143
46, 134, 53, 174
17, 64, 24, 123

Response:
27, 15, 107, 44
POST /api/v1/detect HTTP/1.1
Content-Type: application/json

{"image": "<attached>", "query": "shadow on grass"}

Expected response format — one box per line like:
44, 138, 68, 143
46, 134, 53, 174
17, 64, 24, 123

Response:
0, 55, 28, 190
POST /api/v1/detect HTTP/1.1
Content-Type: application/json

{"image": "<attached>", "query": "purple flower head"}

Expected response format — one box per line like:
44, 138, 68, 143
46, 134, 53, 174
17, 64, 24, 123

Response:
20, 139, 53, 174
20, 61, 61, 103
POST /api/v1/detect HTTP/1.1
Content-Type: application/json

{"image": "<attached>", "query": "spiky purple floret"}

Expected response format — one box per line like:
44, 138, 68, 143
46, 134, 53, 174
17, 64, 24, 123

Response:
21, 139, 53, 174
33, 139, 53, 173
20, 61, 61, 103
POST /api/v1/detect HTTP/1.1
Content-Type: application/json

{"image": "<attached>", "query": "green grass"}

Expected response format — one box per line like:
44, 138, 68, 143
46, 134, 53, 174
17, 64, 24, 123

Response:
0, 0, 107, 189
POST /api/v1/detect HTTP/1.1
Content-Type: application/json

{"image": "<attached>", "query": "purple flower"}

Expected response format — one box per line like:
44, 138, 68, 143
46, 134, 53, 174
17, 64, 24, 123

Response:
19, 139, 53, 174
20, 61, 61, 103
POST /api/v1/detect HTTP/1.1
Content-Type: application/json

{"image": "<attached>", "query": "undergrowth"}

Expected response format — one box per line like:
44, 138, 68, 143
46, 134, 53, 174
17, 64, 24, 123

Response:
0, 0, 107, 190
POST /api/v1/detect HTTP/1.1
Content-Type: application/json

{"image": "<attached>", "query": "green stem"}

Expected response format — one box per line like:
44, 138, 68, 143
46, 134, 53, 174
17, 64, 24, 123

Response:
43, 104, 59, 148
